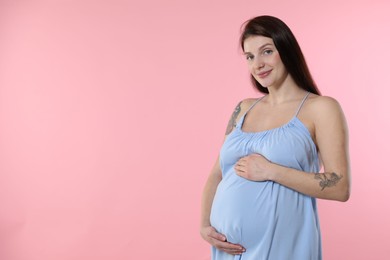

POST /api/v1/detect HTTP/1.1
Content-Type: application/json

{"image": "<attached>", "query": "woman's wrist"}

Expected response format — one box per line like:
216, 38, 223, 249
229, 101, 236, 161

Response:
200, 219, 211, 228
267, 162, 286, 182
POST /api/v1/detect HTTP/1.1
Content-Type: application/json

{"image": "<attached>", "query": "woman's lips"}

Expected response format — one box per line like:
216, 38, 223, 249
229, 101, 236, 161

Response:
257, 69, 272, 78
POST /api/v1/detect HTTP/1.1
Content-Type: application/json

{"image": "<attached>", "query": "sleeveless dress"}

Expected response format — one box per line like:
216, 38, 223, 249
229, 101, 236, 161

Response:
210, 93, 322, 260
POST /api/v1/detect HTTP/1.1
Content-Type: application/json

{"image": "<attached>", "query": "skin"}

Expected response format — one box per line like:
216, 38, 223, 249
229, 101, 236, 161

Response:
200, 35, 351, 255
200, 157, 246, 255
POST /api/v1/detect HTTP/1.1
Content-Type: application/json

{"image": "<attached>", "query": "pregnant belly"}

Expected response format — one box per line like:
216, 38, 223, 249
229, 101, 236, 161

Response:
210, 173, 278, 248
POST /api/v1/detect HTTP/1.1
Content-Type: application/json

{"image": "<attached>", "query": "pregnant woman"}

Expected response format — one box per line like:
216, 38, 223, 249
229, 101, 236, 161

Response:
200, 16, 351, 260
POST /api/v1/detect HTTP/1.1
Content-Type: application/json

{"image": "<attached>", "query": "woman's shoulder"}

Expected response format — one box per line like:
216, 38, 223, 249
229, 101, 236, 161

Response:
224, 97, 262, 136
239, 97, 261, 110
234, 97, 263, 117
306, 94, 344, 118
308, 94, 342, 108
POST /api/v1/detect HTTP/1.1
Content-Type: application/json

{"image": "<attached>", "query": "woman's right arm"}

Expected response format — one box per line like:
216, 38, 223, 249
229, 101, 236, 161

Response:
199, 157, 222, 233
200, 100, 251, 255
200, 158, 246, 255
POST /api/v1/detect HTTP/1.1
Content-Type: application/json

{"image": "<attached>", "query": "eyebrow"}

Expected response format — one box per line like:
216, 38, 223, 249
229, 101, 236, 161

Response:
244, 43, 273, 55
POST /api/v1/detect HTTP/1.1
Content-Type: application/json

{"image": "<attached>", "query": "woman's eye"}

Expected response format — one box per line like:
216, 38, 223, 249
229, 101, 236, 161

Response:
246, 55, 254, 61
263, 49, 273, 55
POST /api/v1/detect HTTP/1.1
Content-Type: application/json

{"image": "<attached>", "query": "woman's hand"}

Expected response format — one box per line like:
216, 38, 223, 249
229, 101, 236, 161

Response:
200, 225, 246, 255
235, 154, 272, 181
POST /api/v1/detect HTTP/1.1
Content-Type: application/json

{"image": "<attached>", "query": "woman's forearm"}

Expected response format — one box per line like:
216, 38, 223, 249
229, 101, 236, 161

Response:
200, 171, 221, 227
268, 163, 350, 202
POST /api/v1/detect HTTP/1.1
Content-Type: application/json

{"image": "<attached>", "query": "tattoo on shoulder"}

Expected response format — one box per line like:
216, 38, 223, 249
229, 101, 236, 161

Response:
225, 101, 242, 135
314, 172, 343, 191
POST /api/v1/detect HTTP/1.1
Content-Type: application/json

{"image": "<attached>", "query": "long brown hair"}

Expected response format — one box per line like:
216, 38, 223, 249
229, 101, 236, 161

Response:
240, 15, 321, 95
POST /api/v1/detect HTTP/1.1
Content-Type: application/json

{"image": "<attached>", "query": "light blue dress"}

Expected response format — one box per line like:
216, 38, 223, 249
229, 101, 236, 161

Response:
210, 93, 322, 260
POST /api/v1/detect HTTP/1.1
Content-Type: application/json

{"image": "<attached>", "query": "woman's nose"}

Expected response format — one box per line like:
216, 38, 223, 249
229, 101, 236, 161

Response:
254, 57, 265, 69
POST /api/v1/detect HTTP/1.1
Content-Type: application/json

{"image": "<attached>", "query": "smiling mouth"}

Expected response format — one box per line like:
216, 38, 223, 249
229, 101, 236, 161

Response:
257, 70, 272, 78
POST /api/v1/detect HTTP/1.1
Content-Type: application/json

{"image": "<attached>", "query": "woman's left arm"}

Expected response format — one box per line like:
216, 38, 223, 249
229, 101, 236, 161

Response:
235, 97, 351, 202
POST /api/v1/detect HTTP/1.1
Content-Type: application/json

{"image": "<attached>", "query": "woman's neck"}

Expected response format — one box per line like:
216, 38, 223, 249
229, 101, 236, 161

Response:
265, 80, 306, 106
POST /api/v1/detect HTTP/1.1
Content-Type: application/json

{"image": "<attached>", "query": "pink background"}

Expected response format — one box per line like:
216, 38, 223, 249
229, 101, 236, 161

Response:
0, 0, 389, 259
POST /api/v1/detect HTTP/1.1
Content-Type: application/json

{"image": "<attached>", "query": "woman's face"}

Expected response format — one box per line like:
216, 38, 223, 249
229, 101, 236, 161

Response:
243, 36, 289, 89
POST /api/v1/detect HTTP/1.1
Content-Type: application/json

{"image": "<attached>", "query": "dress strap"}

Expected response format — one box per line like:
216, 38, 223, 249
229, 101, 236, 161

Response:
236, 96, 265, 128
294, 91, 310, 117
246, 96, 265, 113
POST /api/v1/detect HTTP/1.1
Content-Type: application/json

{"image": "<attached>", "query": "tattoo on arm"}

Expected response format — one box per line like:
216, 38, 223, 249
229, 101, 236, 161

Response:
225, 101, 242, 135
314, 172, 343, 191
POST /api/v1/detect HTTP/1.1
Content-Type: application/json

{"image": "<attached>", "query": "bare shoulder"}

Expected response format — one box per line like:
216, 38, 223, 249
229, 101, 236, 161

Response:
301, 94, 348, 149
239, 98, 259, 111
306, 95, 344, 118
225, 97, 259, 135
305, 95, 348, 138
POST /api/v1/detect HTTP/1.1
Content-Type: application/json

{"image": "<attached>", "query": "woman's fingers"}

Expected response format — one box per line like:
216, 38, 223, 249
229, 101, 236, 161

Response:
207, 227, 226, 241
212, 238, 246, 255
235, 163, 246, 175
201, 225, 246, 255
